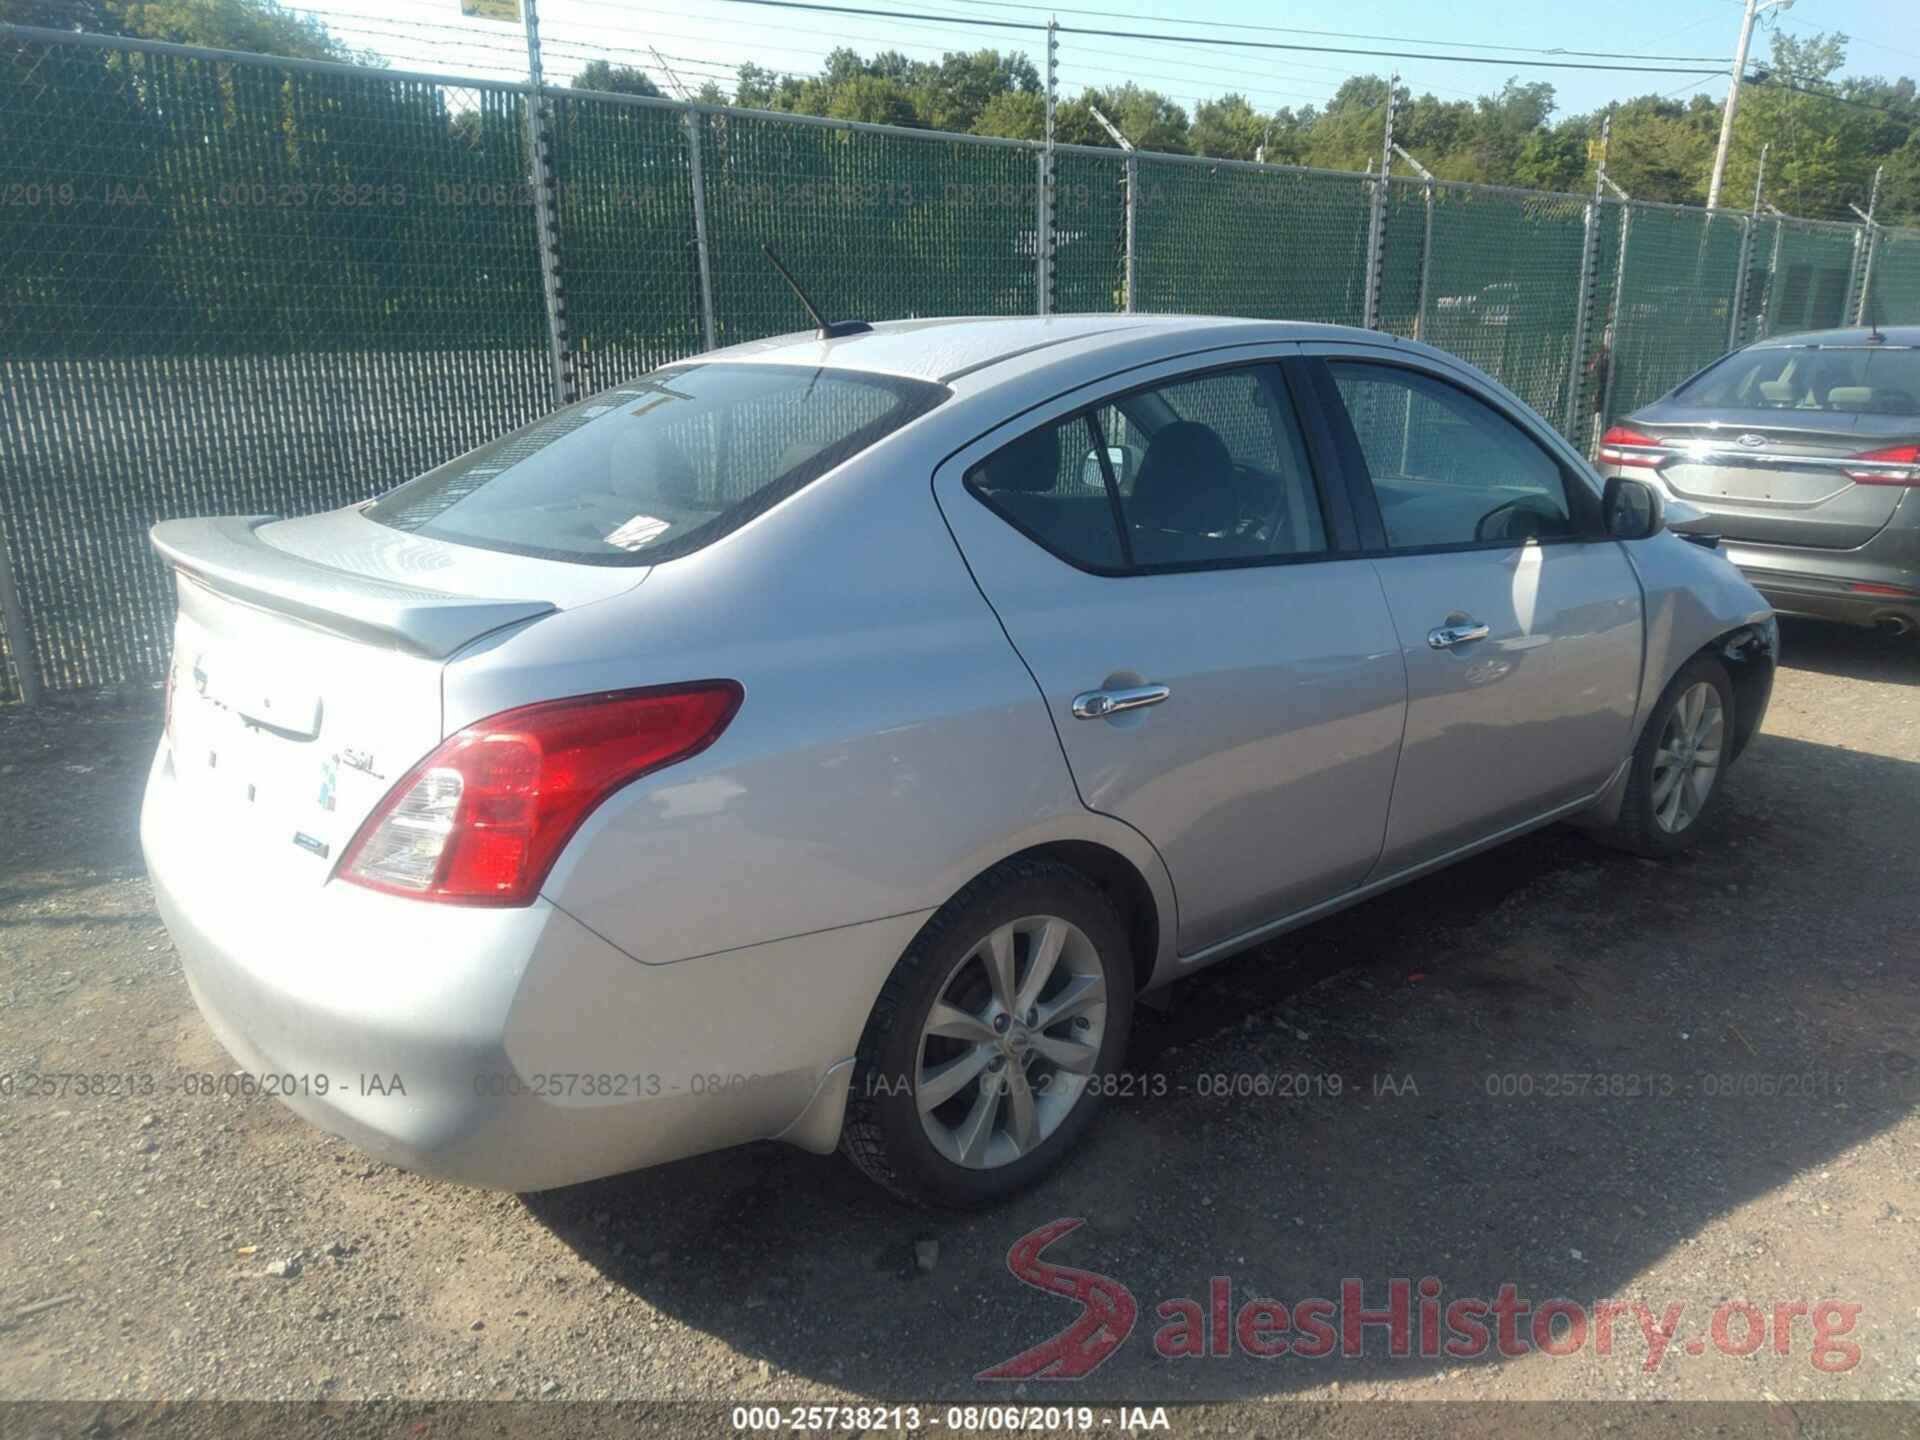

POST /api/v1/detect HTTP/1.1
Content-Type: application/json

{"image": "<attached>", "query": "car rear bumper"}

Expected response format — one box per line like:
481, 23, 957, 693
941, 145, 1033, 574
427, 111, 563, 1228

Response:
1721, 537, 1920, 633
141, 740, 911, 1190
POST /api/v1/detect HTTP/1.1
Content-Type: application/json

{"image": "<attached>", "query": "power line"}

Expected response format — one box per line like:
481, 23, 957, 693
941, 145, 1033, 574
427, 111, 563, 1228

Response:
700, 0, 1732, 75
933, 0, 1737, 64
1749, 75, 1919, 131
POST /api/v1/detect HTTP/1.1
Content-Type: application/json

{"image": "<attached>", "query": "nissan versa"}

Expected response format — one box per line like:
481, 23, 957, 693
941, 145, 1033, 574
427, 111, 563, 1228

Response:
142, 315, 1777, 1208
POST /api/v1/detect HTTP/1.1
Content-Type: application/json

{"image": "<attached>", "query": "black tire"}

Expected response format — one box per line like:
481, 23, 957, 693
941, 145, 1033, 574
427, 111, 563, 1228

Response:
840, 859, 1135, 1209
1600, 653, 1737, 858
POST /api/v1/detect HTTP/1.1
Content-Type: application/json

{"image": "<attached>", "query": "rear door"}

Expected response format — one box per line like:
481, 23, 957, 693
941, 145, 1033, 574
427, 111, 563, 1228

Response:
1308, 350, 1644, 872
934, 354, 1406, 956
1618, 344, 1920, 549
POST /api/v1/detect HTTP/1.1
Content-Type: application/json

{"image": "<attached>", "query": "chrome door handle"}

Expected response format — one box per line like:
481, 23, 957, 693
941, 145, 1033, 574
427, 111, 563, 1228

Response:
1071, 683, 1171, 720
1427, 620, 1492, 649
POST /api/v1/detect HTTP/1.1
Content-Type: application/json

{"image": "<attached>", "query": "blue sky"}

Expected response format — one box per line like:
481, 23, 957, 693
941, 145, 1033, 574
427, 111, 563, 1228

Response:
287, 0, 1917, 119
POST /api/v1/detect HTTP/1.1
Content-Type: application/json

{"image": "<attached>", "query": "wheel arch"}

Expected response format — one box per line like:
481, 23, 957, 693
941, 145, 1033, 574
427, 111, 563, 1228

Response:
993, 839, 1167, 1000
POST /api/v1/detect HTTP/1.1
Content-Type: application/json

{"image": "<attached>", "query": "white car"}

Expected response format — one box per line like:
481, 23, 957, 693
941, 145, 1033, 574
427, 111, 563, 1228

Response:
142, 315, 1776, 1207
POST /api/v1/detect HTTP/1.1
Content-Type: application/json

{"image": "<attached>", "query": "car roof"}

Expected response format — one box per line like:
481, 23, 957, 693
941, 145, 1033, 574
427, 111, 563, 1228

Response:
1748, 325, 1920, 349
707, 314, 1373, 386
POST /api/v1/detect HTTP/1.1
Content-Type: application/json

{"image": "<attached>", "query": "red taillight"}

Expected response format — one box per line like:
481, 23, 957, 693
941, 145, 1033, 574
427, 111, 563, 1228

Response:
1842, 443, 1920, 486
337, 681, 743, 906
1597, 426, 1667, 468
1850, 581, 1919, 598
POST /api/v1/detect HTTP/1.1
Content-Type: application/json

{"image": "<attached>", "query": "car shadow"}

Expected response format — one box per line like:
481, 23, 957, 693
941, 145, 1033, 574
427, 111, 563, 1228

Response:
1776, 616, 1920, 687
524, 689, 1920, 1400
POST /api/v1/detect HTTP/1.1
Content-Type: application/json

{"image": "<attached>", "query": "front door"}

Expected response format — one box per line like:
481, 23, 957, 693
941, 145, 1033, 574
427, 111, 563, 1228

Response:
935, 358, 1406, 955
1310, 353, 1644, 872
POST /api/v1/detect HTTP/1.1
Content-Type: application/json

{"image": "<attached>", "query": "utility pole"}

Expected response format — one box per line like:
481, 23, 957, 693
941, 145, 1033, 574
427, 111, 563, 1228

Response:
1707, 0, 1793, 211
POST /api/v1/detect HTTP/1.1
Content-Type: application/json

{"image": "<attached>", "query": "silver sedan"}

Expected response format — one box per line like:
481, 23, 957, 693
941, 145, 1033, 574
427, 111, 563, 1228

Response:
142, 316, 1777, 1207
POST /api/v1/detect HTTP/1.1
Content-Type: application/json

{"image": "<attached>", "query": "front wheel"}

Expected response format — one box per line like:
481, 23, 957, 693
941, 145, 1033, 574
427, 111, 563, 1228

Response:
840, 860, 1135, 1208
1601, 653, 1736, 857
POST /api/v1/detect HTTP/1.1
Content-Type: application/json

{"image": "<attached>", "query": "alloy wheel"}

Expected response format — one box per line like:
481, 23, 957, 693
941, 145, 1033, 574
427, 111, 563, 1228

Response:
1650, 681, 1725, 834
913, 915, 1108, 1170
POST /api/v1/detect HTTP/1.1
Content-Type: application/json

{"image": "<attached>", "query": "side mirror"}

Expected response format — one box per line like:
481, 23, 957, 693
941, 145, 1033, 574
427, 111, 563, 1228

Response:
1602, 475, 1664, 540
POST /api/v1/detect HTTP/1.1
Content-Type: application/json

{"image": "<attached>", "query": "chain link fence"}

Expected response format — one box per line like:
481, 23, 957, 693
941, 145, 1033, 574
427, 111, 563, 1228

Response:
5, 23, 1920, 703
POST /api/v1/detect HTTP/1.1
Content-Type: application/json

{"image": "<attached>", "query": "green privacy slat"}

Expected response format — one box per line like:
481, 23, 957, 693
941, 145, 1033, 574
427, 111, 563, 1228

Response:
1603, 204, 1747, 423
4, 30, 1919, 701
1131, 161, 1373, 322
1863, 229, 1920, 327
698, 111, 1044, 343
1, 40, 550, 694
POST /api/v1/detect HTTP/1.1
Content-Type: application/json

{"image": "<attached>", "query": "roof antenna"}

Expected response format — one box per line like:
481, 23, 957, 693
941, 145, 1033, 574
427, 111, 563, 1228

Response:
1866, 292, 1883, 344
761, 246, 872, 339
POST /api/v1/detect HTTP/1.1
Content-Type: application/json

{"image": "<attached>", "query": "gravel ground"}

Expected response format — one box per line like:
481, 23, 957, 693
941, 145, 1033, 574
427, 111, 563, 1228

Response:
1, 619, 1917, 1429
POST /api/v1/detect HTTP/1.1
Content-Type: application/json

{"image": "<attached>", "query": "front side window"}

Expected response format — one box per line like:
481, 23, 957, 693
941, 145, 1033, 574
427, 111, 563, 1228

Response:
368, 363, 947, 565
1328, 361, 1576, 550
1672, 345, 1920, 415
965, 364, 1328, 573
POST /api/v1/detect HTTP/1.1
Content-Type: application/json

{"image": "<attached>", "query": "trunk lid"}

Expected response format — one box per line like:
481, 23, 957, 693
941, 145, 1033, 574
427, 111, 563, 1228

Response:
1631, 407, 1916, 549
154, 507, 645, 886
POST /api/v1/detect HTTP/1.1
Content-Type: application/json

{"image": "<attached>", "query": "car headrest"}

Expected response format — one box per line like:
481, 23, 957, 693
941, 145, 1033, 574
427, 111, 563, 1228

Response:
975, 425, 1061, 492
1757, 379, 1795, 404
1130, 421, 1239, 534
1825, 386, 1873, 411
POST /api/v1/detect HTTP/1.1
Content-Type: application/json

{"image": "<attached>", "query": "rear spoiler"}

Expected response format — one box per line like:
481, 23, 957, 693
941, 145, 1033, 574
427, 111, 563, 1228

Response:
151, 516, 555, 659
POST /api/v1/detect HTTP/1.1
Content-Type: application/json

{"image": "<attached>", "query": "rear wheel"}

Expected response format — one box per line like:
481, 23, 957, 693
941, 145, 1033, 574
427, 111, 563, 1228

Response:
840, 861, 1134, 1208
1601, 654, 1735, 857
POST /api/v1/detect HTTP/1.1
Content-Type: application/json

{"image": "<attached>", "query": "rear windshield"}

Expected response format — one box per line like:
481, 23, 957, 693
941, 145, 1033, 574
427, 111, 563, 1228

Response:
1672, 345, 1920, 416
367, 363, 948, 564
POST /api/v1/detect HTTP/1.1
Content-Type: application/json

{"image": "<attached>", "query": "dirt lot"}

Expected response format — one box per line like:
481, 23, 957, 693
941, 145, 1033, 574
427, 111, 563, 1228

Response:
1, 620, 1918, 1429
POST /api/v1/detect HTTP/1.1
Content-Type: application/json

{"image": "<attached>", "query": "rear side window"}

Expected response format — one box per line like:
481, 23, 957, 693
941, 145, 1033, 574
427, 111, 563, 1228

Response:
1672, 345, 1920, 415
962, 414, 1127, 570
368, 363, 947, 565
965, 364, 1328, 573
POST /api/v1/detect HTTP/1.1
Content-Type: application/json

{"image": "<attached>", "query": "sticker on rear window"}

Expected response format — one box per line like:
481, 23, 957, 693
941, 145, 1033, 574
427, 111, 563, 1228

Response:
605, 513, 671, 551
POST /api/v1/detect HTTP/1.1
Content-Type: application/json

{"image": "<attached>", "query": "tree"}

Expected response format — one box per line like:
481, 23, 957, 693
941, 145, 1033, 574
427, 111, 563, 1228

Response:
1057, 83, 1191, 154
1190, 93, 1267, 162
570, 61, 663, 98
971, 89, 1043, 141
83, 0, 357, 61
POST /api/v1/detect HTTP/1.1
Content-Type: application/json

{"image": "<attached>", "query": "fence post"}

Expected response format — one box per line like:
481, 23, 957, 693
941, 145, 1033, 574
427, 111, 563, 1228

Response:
0, 517, 39, 708
1089, 106, 1136, 313
1596, 173, 1633, 447
684, 108, 718, 351
1036, 20, 1058, 315
1565, 197, 1603, 436
1850, 166, 1883, 325
1563, 113, 1609, 438
1362, 74, 1398, 331
520, 0, 574, 407
1728, 216, 1754, 351
1390, 143, 1434, 341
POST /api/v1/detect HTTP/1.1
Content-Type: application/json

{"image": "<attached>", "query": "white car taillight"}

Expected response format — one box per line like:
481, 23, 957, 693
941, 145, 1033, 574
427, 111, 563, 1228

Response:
337, 682, 743, 907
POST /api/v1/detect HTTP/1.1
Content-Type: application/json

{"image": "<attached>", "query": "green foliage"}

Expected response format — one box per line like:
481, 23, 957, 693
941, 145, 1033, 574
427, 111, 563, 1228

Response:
570, 61, 663, 99
713, 31, 1913, 223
